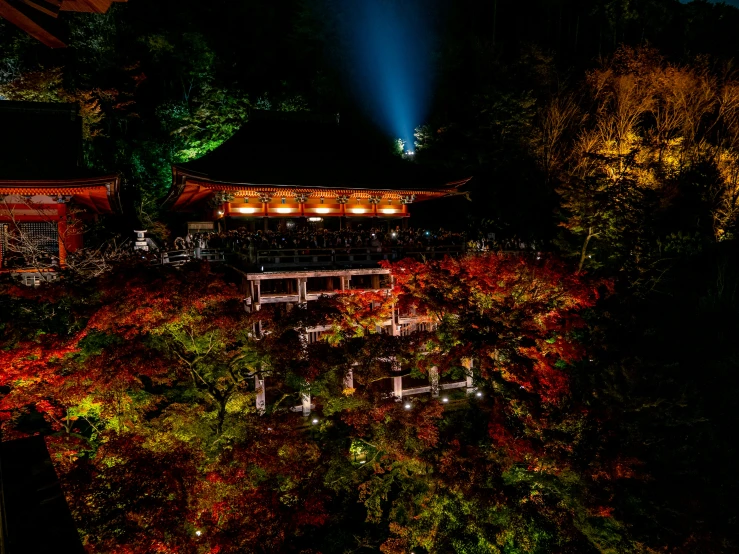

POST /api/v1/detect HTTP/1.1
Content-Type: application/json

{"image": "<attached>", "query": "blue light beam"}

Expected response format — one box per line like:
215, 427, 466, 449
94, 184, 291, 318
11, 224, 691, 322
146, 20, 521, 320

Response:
343, 0, 436, 153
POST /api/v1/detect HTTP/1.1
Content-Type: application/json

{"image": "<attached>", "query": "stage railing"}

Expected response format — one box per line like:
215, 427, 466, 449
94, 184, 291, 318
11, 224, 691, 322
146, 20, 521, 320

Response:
252, 245, 467, 269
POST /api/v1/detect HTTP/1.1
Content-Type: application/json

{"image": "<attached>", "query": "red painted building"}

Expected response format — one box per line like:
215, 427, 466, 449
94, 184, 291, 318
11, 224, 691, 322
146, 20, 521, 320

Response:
0, 101, 120, 274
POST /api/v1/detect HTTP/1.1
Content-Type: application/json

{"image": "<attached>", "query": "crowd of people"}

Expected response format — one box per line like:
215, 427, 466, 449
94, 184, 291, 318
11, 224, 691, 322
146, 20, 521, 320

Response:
172, 226, 467, 253
164, 226, 543, 263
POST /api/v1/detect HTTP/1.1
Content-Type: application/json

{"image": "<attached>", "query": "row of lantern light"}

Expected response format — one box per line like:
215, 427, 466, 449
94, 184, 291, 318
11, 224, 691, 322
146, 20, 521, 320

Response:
219, 193, 415, 216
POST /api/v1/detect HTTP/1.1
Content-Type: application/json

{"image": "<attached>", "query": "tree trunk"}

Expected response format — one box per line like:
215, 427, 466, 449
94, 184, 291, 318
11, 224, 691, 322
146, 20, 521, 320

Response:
577, 228, 594, 274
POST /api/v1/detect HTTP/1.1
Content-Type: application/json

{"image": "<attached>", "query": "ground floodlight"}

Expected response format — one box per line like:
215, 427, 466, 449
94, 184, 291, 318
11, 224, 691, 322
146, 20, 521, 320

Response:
404, 403, 411, 409
312, 418, 319, 424
442, 397, 449, 403
476, 391, 483, 397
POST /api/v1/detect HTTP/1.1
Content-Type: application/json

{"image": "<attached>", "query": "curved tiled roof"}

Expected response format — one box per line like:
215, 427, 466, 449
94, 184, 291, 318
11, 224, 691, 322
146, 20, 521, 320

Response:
172, 113, 469, 192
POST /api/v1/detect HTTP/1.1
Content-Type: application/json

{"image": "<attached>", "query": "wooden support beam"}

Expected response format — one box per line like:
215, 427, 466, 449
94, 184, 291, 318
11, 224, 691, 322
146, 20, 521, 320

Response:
21, 0, 61, 18
58, 0, 121, 13
0, 0, 66, 47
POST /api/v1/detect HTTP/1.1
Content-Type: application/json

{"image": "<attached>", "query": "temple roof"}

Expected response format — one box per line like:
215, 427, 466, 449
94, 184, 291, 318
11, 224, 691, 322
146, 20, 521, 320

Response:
173, 112, 470, 192
1, 436, 85, 553
0, 101, 121, 214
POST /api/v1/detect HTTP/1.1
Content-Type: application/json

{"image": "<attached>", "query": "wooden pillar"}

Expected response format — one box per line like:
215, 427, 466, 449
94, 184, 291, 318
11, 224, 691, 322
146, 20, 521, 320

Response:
56, 213, 67, 268
371, 274, 380, 290
429, 366, 439, 397
253, 280, 261, 311
463, 358, 475, 392
248, 280, 256, 313
297, 277, 307, 303
344, 365, 354, 391
263, 217, 268, 231
301, 388, 311, 417
391, 304, 402, 399
392, 358, 403, 400
390, 276, 399, 336
255, 375, 266, 413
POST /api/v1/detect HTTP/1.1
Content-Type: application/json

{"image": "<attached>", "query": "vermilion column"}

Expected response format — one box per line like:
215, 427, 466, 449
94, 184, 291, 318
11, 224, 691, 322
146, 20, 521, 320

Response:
56, 203, 67, 267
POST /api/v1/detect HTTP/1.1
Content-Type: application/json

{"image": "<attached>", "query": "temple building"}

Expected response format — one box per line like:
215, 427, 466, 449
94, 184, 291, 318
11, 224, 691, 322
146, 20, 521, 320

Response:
163, 112, 476, 414
0, 0, 126, 48
164, 112, 470, 234
0, 101, 120, 283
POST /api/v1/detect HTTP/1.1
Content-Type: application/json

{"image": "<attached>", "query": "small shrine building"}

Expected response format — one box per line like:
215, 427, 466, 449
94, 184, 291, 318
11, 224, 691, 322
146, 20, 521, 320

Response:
164, 112, 470, 233
0, 101, 120, 276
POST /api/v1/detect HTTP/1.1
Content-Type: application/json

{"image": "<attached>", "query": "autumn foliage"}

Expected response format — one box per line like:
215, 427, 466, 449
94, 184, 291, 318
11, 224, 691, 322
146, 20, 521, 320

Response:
0, 254, 688, 553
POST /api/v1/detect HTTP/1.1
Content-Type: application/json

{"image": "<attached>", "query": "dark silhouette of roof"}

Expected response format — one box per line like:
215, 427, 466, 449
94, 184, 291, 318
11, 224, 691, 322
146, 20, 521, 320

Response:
0, 101, 93, 181
174, 111, 466, 191
0, 435, 84, 554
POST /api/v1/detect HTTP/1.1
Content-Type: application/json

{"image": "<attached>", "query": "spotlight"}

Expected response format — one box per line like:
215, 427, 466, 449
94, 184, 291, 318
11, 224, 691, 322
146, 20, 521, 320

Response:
442, 397, 449, 403
475, 391, 482, 397
391, 232, 397, 238
404, 403, 411, 409
312, 418, 319, 424
195, 530, 202, 537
